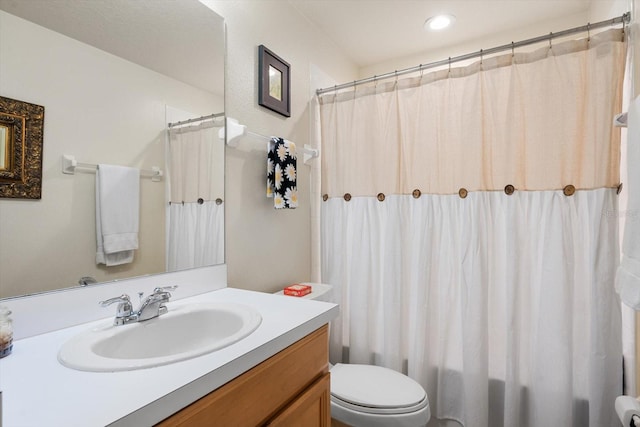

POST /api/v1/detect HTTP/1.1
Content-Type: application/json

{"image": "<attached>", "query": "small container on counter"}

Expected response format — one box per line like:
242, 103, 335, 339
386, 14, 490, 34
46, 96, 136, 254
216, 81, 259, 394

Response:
0, 306, 13, 358
283, 284, 312, 297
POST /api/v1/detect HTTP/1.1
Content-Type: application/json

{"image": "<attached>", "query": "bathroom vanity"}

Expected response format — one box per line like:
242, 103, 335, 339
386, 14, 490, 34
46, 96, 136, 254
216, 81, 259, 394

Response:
0, 285, 338, 426
158, 325, 330, 426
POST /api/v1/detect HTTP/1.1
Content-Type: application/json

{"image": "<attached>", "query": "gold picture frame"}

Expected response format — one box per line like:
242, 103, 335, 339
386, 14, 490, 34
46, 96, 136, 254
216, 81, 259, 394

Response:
0, 96, 45, 199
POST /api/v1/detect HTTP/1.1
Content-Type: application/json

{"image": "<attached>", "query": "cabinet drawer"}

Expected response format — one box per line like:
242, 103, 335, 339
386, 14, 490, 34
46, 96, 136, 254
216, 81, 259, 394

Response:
158, 325, 329, 426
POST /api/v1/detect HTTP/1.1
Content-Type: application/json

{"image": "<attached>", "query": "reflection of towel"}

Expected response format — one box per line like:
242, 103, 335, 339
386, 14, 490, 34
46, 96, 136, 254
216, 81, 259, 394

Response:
96, 164, 140, 266
267, 137, 298, 209
617, 96, 640, 308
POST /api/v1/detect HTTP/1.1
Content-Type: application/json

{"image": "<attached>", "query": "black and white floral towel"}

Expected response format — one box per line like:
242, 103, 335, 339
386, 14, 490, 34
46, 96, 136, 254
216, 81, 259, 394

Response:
267, 137, 298, 209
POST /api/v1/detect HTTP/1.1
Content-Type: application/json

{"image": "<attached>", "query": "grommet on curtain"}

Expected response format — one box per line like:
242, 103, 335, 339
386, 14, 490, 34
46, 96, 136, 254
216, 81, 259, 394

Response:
197, 198, 204, 205
377, 193, 385, 202
322, 194, 329, 201
617, 183, 624, 195
458, 188, 468, 199
215, 198, 223, 205
412, 189, 421, 199
563, 185, 576, 196
344, 193, 352, 202
504, 184, 515, 195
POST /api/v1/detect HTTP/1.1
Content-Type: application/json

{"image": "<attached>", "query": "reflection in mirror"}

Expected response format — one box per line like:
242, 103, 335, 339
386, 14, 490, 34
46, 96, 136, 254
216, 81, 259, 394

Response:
0, 125, 7, 170
0, 0, 225, 299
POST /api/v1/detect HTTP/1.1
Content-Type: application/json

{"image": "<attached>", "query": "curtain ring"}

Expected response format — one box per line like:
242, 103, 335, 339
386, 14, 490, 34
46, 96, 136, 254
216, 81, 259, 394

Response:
511, 41, 515, 57
419, 64, 423, 79
549, 32, 553, 49
587, 22, 591, 43
480, 49, 483, 65
448, 57, 451, 74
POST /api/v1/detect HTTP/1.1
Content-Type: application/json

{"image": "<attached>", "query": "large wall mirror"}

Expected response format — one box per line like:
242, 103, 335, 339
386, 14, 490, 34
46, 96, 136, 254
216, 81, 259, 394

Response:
0, 0, 225, 299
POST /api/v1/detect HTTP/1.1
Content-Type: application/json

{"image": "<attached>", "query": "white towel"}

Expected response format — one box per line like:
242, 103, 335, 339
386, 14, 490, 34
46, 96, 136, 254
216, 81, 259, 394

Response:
96, 164, 140, 266
617, 95, 640, 309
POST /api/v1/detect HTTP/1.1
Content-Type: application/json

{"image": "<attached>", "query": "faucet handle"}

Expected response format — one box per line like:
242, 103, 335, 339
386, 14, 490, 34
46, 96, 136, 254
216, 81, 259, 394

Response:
153, 285, 178, 294
99, 294, 131, 307
99, 294, 134, 323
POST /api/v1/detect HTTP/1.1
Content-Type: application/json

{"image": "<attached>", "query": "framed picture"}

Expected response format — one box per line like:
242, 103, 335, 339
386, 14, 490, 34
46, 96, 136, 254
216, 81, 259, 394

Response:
258, 45, 290, 117
0, 96, 45, 199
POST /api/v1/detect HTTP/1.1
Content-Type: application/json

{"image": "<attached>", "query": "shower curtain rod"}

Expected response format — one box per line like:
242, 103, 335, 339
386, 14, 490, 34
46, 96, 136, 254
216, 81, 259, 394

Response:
167, 112, 224, 129
316, 12, 630, 95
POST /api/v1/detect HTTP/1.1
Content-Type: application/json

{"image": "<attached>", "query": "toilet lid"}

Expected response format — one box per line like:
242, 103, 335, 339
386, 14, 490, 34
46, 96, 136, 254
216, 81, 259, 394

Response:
330, 363, 426, 409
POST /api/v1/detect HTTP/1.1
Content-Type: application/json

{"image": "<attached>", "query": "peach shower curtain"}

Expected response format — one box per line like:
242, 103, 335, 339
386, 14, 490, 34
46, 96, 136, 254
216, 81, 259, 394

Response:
318, 29, 626, 427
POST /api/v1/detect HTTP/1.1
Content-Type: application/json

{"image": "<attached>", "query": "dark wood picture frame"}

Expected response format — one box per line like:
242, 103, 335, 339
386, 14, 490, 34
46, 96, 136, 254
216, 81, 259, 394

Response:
258, 45, 290, 117
0, 96, 45, 199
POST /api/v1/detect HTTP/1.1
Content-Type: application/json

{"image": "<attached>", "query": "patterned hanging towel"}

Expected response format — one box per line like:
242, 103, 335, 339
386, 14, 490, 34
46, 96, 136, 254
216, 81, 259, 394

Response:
267, 137, 298, 209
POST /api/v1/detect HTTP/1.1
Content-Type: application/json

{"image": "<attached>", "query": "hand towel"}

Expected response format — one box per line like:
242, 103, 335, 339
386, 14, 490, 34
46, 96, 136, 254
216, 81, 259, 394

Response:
617, 95, 640, 308
267, 137, 298, 209
96, 164, 140, 266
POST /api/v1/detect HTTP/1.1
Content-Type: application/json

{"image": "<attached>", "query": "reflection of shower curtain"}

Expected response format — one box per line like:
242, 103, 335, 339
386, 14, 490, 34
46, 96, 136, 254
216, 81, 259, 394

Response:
317, 29, 625, 427
167, 122, 224, 271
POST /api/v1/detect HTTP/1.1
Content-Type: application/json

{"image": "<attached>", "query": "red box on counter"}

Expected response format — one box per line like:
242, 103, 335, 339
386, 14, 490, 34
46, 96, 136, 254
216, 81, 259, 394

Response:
283, 284, 312, 297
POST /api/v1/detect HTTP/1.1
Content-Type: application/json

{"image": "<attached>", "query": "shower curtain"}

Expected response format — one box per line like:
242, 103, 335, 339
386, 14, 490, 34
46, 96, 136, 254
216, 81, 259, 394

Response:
167, 122, 224, 271
317, 29, 626, 427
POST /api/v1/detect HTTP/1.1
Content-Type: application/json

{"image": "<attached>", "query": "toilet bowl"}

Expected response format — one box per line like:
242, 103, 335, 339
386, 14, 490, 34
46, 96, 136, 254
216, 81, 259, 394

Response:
277, 283, 431, 427
330, 363, 430, 427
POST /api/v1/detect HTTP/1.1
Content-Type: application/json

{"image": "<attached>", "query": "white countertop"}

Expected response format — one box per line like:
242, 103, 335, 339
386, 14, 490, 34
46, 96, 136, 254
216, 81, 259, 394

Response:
0, 288, 338, 427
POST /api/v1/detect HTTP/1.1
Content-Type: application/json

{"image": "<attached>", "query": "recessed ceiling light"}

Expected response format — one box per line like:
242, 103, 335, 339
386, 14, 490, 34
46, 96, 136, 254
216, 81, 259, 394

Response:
424, 14, 456, 31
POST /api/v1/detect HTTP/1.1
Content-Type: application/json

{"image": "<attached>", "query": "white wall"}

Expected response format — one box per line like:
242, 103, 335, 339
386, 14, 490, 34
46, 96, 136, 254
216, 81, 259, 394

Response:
202, 1, 358, 293
0, 11, 222, 298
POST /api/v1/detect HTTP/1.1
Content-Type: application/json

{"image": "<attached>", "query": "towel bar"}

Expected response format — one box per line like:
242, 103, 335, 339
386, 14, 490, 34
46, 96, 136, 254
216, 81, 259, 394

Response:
220, 117, 319, 165
61, 155, 163, 182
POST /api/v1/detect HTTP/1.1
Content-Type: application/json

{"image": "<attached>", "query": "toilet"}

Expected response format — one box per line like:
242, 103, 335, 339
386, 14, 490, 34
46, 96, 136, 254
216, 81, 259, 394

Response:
277, 283, 431, 427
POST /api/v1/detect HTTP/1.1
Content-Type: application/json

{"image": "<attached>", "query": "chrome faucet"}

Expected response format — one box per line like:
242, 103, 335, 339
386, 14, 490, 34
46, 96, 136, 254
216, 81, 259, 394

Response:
100, 286, 178, 326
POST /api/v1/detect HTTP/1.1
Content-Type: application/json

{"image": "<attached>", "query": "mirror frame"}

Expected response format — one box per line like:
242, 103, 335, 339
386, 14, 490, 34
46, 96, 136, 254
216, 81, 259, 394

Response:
0, 95, 44, 199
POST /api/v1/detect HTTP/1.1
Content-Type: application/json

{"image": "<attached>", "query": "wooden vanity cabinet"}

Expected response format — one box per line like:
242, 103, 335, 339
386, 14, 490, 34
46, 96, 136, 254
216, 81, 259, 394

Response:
157, 325, 330, 427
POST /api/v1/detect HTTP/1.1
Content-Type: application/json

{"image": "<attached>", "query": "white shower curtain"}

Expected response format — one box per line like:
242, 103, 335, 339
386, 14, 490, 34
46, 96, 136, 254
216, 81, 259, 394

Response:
318, 29, 626, 427
167, 122, 224, 271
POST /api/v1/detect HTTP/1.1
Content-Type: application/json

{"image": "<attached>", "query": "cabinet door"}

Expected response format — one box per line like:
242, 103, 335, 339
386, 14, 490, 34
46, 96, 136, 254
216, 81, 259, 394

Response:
267, 373, 330, 427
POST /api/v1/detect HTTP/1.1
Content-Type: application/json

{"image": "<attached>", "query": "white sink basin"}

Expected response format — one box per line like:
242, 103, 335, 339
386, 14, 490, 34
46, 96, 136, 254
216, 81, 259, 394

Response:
58, 302, 262, 372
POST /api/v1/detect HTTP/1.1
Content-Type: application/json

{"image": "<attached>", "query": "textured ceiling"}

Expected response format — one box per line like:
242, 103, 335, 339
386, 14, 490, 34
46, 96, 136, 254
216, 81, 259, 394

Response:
0, 0, 225, 95
288, 0, 591, 67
